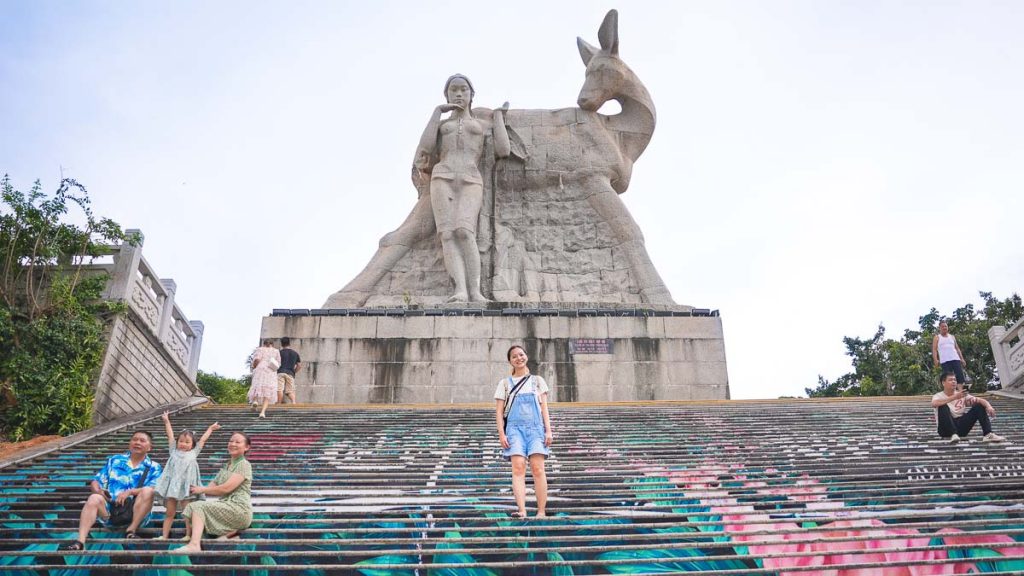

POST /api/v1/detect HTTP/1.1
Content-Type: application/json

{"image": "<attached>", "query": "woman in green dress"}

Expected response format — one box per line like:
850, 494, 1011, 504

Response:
173, 432, 254, 553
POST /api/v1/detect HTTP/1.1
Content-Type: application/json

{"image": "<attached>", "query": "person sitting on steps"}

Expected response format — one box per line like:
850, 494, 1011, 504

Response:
60, 430, 164, 550
931, 371, 1006, 444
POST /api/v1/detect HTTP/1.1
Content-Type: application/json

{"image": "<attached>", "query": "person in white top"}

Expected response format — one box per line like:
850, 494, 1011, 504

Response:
932, 321, 967, 385
930, 371, 1005, 443
494, 345, 553, 518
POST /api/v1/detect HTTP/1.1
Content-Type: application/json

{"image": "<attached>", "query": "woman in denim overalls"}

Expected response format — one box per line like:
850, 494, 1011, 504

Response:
495, 345, 553, 518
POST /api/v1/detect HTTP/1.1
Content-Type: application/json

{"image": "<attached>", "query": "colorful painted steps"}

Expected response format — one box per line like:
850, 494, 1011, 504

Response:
2, 397, 1024, 574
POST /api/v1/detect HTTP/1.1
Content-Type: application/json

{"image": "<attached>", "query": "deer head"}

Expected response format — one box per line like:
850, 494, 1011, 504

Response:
576, 10, 627, 112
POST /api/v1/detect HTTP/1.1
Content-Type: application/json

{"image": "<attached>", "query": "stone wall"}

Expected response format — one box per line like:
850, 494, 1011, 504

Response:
90, 230, 204, 423
260, 312, 728, 403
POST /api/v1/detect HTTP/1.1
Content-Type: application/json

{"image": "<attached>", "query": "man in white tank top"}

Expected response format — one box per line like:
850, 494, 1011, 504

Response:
932, 321, 967, 385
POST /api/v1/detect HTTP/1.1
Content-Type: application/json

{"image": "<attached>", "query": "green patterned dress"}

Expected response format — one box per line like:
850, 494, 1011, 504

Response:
182, 457, 253, 536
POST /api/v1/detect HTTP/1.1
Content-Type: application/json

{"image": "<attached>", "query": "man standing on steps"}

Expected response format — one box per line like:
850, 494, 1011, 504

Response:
60, 430, 163, 550
932, 321, 968, 386
931, 371, 1006, 444
277, 337, 301, 404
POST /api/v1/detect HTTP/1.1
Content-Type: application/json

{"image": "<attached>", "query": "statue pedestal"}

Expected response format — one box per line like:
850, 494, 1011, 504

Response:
260, 308, 728, 403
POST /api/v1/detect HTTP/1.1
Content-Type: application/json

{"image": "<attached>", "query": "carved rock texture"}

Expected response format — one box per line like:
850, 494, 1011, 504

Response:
325, 10, 676, 308
334, 108, 674, 308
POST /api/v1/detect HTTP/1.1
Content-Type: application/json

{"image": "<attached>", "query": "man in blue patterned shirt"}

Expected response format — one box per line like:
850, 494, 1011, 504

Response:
60, 430, 163, 550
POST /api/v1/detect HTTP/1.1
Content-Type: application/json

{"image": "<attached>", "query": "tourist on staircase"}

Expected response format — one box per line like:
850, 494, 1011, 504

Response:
276, 336, 301, 404
173, 432, 254, 553
60, 430, 163, 550
495, 345, 553, 519
154, 411, 220, 540
932, 371, 1006, 443
247, 339, 281, 418
932, 321, 968, 386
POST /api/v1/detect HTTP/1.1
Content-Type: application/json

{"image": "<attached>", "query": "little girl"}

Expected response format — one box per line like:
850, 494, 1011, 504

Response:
154, 411, 220, 540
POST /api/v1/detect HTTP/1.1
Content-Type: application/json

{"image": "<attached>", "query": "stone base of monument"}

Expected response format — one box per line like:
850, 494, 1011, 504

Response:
260, 306, 728, 403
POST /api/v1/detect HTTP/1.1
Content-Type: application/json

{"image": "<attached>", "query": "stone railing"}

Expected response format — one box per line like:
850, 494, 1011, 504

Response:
990, 317, 1024, 392
86, 229, 204, 423
102, 230, 204, 380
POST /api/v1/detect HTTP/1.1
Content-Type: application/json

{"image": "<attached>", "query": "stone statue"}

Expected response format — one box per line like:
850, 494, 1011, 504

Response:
324, 10, 677, 309
415, 75, 510, 302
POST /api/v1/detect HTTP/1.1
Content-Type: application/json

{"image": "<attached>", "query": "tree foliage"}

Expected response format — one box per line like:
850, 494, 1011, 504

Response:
808, 292, 1024, 398
196, 370, 250, 404
1, 176, 127, 440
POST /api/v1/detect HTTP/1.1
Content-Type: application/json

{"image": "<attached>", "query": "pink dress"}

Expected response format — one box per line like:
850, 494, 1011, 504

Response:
247, 346, 281, 404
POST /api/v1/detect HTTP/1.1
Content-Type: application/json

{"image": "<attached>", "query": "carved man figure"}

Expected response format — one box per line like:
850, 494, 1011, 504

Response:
414, 74, 510, 302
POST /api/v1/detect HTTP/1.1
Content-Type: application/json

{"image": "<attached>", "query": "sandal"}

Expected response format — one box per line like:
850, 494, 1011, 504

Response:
510, 511, 527, 519
125, 531, 138, 539
60, 540, 85, 551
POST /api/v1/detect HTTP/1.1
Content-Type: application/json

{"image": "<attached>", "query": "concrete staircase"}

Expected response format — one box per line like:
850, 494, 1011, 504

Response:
3, 397, 1024, 574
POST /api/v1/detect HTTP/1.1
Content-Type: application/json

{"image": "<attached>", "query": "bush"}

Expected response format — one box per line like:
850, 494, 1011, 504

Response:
808, 292, 1024, 397
196, 370, 250, 404
0, 176, 127, 440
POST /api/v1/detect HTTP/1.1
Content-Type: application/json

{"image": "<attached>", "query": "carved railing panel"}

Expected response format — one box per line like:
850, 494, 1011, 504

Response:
102, 231, 203, 383
129, 268, 163, 332
989, 317, 1024, 391
163, 307, 193, 369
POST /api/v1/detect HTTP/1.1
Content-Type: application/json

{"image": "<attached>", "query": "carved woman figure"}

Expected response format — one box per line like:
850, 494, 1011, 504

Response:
413, 74, 511, 302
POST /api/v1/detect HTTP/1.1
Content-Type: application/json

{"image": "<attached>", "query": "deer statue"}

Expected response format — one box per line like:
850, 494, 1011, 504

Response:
576, 9, 656, 192
324, 9, 677, 308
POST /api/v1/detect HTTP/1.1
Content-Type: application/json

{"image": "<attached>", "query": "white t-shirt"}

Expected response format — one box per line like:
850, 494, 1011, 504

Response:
936, 334, 960, 363
932, 390, 976, 419
494, 375, 549, 400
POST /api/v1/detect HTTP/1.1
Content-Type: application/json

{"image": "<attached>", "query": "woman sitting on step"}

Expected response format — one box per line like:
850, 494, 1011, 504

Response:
495, 344, 554, 518
173, 432, 254, 553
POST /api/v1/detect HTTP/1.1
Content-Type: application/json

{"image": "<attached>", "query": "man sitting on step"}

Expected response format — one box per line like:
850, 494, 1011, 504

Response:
59, 430, 163, 550
931, 371, 1006, 444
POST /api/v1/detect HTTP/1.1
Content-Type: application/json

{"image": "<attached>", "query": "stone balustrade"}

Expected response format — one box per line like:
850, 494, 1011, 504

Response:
90, 229, 204, 422
990, 317, 1024, 393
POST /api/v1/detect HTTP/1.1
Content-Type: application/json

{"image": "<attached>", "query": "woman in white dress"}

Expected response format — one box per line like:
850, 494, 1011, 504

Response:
247, 339, 280, 418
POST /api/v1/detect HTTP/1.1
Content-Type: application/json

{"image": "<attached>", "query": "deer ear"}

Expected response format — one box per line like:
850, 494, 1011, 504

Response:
598, 9, 619, 55
577, 37, 597, 65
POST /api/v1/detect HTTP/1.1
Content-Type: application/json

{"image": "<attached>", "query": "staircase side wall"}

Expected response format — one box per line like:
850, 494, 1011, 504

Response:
92, 310, 199, 423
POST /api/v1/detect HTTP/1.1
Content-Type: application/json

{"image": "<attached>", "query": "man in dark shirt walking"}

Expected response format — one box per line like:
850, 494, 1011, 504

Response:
277, 337, 302, 404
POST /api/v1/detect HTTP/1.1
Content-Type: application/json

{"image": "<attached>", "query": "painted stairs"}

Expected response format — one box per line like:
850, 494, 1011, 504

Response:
2, 397, 1024, 574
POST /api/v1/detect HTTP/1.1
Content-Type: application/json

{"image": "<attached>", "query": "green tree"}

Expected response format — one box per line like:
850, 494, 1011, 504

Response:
1, 176, 127, 440
196, 370, 250, 404
808, 292, 1024, 398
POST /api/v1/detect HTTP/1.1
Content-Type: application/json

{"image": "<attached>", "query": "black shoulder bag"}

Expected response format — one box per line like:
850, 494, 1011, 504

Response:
108, 464, 150, 527
502, 375, 532, 433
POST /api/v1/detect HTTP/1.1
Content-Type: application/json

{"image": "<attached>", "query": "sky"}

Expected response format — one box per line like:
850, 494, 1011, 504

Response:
2, 1, 1022, 399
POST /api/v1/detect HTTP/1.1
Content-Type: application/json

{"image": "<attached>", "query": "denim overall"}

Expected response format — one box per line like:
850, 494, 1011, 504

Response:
502, 376, 550, 460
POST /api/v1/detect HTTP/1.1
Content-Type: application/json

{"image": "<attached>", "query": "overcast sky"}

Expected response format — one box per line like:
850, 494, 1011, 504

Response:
2, 1, 1022, 399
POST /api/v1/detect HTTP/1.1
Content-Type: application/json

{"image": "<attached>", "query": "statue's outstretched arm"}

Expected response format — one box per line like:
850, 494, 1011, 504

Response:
412, 104, 461, 193
414, 107, 443, 166
492, 102, 511, 159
